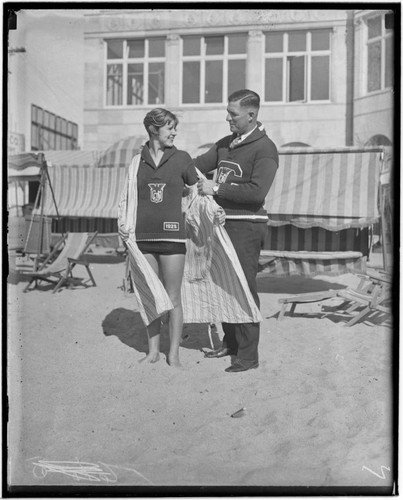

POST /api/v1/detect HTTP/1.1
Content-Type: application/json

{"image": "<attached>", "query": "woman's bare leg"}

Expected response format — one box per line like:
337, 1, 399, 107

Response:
159, 254, 186, 368
139, 253, 161, 363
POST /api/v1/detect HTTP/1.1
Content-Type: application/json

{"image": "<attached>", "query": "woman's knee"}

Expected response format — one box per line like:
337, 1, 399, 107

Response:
167, 292, 182, 309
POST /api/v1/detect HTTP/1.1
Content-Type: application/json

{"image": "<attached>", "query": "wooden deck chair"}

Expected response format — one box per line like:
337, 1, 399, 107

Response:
278, 290, 338, 320
336, 271, 391, 326
24, 232, 98, 293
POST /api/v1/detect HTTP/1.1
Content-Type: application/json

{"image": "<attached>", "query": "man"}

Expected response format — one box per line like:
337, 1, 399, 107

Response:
195, 89, 278, 373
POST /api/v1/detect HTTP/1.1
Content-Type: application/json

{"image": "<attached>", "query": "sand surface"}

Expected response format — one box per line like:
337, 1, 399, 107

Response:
7, 250, 394, 490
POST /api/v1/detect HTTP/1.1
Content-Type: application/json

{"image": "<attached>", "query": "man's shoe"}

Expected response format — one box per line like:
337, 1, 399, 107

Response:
225, 359, 259, 372
205, 347, 233, 358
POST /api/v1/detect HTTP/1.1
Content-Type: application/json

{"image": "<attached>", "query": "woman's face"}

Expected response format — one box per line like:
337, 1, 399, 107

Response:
156, 120, 177, 148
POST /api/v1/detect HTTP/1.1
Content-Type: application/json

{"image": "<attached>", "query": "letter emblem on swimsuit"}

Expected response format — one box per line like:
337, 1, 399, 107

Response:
148, 183, 166, 203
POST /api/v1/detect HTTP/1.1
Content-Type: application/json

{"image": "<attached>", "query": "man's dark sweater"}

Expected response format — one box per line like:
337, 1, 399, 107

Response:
194, 123, 278, 221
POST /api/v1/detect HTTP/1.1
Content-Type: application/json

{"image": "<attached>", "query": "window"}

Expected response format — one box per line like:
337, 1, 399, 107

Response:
264, 30, 331, 103
182, 34, 247, 104
105, 38, 165, 106
31, 105, 78, 151
367, 14, 393, 92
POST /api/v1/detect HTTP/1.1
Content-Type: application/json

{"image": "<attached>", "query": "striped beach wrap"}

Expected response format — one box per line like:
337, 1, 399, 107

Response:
118, 156, 262, 326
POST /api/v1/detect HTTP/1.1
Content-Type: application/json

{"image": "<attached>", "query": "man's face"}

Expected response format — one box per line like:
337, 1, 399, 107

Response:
226, 100, 254, 136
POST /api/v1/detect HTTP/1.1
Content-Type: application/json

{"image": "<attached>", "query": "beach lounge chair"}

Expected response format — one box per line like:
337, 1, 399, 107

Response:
278, 290, 338, 320
23, 232, 98, 293
335, 271, 391, 326
277, 270, 391, 326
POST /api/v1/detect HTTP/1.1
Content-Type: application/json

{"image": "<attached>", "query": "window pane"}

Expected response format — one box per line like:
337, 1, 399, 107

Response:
49, 113, 55, 130
228, 33, 247, 54
368, 41, 381, 92
265, 58, 283, 101
312, 30, 330, 50
228, 60, 246, 96
49, 131, 56, 149
32, 105, 37, 122
127, 39, 145, 58
182, 61, 200, 103
37, 107, 43, 124
205, 60, 223, 102
288, 55, 305, 101
368, 16, 382, 39
31, 124, 38, 149
289, 31, 306, 52
149, 62, 164, 104
107, 39, 123, 59
43, 129, 49, 150
149, 38, 165, 57
311, 56, 329, 100
265, 32, 283, 52
385, 36, 393, 87
43, 111, 49, 128
127, 63, 144, 105
183, 36, 200, 56
205, 36, 224, 55
107, 64, 123, 105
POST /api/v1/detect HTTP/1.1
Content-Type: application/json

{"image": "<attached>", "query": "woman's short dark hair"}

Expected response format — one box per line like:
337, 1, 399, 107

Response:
143, 108, 179, 136
228, 89, 260, 109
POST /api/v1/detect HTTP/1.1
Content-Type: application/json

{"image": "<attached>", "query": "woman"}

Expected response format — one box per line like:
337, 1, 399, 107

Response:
118, 108, 199, 368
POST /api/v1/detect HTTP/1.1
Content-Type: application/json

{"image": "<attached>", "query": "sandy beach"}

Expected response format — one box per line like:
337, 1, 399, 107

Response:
7, 248, 395, 492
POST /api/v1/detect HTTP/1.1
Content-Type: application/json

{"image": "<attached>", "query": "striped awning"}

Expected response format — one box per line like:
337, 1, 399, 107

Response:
40, 165, 127, 218
8, 152, 45, 181
265, 147, 383, 230
97, 136, 146, 168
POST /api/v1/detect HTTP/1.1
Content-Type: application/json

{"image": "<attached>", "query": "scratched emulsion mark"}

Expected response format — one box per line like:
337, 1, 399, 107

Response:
28, 458, 153, 484
362, 465, 391, 480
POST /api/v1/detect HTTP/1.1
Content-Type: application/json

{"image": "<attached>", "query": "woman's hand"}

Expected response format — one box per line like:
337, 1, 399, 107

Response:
118, 229, 130, 242
213, 208, 226, 226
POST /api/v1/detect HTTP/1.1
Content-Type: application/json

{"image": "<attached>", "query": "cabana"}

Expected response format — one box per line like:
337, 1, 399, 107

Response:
261, 147, 384, 276
39, 137, 145, 247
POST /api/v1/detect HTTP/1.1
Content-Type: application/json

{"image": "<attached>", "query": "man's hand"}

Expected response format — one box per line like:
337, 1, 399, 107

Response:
197, 178, 217, 196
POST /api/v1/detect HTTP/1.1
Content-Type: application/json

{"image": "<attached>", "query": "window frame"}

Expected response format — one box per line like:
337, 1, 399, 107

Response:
365, 13, 393, 94
263, 30, 332, 104
104, 38, 166, 108
31, 104, 78, 151
180, 33, 247, 106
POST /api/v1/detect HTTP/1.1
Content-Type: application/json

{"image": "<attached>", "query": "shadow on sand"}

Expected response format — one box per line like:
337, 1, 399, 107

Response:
102, 308, 219, 356
257, 274, 347, 294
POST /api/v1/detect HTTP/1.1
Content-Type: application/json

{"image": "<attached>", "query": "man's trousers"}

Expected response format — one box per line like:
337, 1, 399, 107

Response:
221, 219, 267, 362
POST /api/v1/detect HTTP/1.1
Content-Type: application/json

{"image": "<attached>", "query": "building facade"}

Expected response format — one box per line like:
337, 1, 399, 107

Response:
83, 8, 395, 153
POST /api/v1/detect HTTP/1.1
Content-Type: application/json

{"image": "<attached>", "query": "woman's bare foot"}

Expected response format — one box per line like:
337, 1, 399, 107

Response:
139, 352, 160, 364
168, 353, 183, 369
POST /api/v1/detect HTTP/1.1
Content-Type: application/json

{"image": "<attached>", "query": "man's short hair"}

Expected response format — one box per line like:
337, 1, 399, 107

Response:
228, 89, 260, 109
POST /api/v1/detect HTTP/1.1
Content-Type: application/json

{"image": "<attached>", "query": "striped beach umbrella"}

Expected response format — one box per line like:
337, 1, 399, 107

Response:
97, 136, 146, 168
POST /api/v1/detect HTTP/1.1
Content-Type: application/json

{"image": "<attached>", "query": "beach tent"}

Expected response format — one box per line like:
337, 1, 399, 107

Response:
36, 137, 145, 242
261, 147, 384, 276
8, 153, 52, 252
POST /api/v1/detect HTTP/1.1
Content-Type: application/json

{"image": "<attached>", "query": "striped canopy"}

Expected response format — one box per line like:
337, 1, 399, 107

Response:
8, 152, 45, 181
41, 165, 127, 218
265, 147, 383, 231
97, 136, 146, 168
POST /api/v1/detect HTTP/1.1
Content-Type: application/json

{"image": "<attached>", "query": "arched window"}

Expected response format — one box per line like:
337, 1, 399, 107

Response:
281, 142, 311, 148
365, 135, 392, 146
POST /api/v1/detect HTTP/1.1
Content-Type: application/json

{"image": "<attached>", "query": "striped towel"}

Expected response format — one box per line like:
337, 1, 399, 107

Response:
182, 181, 263, 324
118, 159, 263, 326
118, 155, 173, 326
